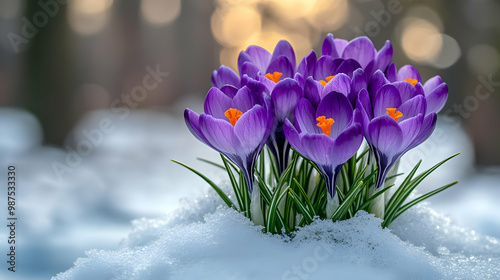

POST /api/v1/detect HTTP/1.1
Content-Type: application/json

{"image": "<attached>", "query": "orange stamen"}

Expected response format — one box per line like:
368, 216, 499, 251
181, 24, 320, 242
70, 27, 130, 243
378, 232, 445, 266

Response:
404, 78, 418, 86
319, 75, 335, 87
386, 108, 403, 122
316, 116, 335, 137
265, 72, 283, 83
224, 108, 243, 126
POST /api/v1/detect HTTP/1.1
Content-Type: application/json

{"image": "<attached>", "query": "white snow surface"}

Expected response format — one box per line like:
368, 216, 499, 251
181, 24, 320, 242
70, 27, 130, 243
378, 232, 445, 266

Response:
53, 192, 500, 280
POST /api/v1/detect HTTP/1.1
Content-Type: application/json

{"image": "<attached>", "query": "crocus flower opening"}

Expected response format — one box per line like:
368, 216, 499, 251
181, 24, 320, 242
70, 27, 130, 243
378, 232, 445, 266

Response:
184, 86, 275, 194
386, 108, 403, 122
284, 92, 363, 199
358, 69, 447, 189
265, 72, 283, 83
316, 116, 335, 137
225, 108, 243, 126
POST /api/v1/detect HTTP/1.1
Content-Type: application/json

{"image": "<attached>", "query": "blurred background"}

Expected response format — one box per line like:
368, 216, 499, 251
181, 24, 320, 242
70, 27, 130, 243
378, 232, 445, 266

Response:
0, 0, 499, 279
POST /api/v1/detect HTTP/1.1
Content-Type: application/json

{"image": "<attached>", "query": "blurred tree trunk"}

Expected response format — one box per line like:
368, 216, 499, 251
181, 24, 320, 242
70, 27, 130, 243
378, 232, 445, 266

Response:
23, 1, 74, 145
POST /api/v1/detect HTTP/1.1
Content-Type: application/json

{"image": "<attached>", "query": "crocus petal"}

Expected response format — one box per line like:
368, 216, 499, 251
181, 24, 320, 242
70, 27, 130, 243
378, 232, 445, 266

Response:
240, 62, 260, 79
219, 85, 238, 98
294, 98, 321, 134
270, 40, 296, 70
407, 113, 437, 150
283, 119, 304, 153
212, 65, 240, 88
304, 77, 322, 109
199, 114, 240, 155
243, 45, 271, 73
231, 86, 262, 113
332, 123, 363, 164
385, 63, 397, 82
334, 38, 348, 56
294, 72, 305, 89
322, 73, 351, 99
313, 56, 339, 81
301, 134, 335, 166
233, 105, 268, 155
425, 83, 448, 114
184, 109, 212, 149
368, 70, 389, 101
266, 56, 294, 79
322, 33, 339, 58
316, 91, 353, 139
342, 36, 376, 68
204, 87, 232, 119
397, 95, 426, 122
367, 115, 403, 155
271, 78, 303, 121
392, 81, 417, 103
349, 68, 367, 105
335, 59, 362, 78
423, 75, 443, 94
356, 89, 373, 135
297, 50, 317, 78
373, 40, 393, 73
373, 84, 402, 117
397, 65, 422, 83
257, 74, 278, 93
399, 114, 423, 149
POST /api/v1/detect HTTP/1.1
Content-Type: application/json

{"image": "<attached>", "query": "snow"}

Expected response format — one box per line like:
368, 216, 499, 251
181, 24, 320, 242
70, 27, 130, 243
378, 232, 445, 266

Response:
0, 106, 499, 279
53, 193, 500, 279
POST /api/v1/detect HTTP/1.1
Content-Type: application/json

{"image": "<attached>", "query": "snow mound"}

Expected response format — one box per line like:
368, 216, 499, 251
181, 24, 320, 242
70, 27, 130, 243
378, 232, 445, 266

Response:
54, 195, 500, 280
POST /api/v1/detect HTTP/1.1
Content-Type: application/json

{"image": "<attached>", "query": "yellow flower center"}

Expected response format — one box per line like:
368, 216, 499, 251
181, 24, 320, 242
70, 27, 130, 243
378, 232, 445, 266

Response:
319, 75, 335, 86
386, 108, 403, 122
224, 108, 243, 126
404, 78, 418, 86
265, 72, 283, 83
316, 116, 335, 137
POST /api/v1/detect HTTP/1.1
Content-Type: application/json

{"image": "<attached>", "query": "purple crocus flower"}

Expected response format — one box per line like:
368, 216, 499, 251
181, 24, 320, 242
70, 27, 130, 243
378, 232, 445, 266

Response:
304, 70, 367, 109
184, 85, 274, 193
358, 70, 446, 189
238, 40, 296, 82
385, 63, 448, 114
283, 92, 363, 199
315, 33, 393, 80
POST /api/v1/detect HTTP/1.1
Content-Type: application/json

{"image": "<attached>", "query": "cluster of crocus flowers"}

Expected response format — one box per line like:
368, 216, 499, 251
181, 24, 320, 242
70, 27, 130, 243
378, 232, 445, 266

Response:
184, 33, 449, 225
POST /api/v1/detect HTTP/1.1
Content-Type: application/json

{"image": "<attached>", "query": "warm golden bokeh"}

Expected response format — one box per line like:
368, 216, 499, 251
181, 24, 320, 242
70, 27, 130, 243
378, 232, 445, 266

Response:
401, 18, 442, 63
211, 0, 349, 73
67, 0, 114, 35
140, 0, 182, 26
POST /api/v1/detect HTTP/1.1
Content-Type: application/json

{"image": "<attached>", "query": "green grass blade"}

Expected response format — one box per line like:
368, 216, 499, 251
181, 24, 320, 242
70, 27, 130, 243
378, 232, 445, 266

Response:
390, 181, 458, 224
220, 155, 244, 211
172, 160, 235, 209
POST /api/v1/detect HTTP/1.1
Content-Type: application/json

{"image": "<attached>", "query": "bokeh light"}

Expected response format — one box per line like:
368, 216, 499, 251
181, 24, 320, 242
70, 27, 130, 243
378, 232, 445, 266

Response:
68, 0, 114, 35
400, 18, 442, 63
140, 0, 181, 26
211, 5, 262, 47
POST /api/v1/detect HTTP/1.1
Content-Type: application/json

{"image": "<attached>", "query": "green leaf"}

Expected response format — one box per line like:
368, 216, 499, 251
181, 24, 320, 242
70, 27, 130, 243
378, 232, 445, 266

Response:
384, 153, 459, 227
288, 188, 314, 224
331, 180, 365, 221
220, 155, 244, 211
293, 178, 316, 216
172, 160, 235, 209
358, 184, 394, 210
392, 181, 458, 222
